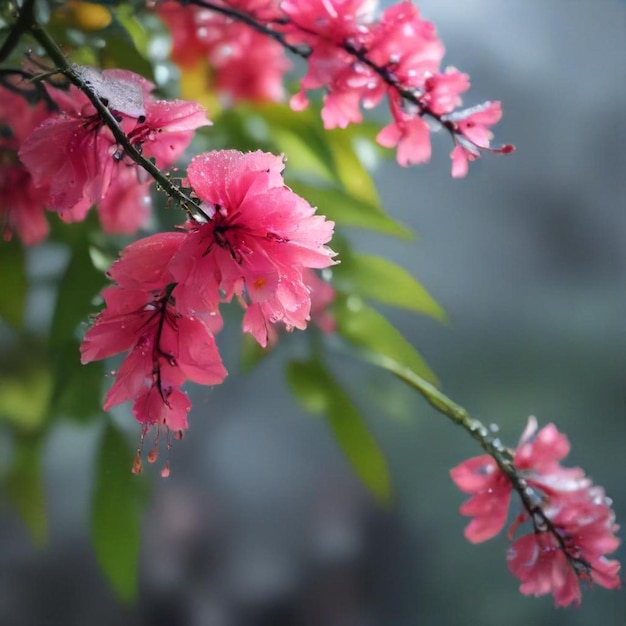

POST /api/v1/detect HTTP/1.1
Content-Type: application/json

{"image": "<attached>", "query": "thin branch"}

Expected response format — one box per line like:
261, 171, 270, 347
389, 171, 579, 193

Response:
391, 364, 592, 577
186, 0, 310, 57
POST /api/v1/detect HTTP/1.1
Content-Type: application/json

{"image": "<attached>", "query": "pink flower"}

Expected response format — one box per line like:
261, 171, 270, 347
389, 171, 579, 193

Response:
19, 103, 113, 222
368, 2, 444, 87
450, 454, 512, 543
170, 149, 336, 347
81, 232, 227, 471
282, 0, 380, 128
448, 101, 503, 148
125, 98, 211, 167
158, 2, 289, 103
451, 417, 621, 606
0, 83, 52, 244
422, 68, 470, 116
209, 26, 290, 104
507, 488, 621, 607
507, 533, 582, 607
376, 91, 432, 166
19, 68, 208, 232
281, 0, 376, 43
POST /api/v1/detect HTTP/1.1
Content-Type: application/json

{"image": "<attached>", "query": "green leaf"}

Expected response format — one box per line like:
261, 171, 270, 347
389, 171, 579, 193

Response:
240, 333, 272, 374
6, 434, 47, 545
50, 239, 106, 345
49, 342, 105, 422
286, 359, 392, 503
113, 4, 151, 60
0, 239, 27, 328
287, 181, 413, 239
100, 33, 153, 79
333, 252, 446, 320
334, 295, 438, 386
91, 422, 144, 603
253, 104, 340, 183
0, 361, 52, 432
48, 238, 108, 421
325, 127, 382, 203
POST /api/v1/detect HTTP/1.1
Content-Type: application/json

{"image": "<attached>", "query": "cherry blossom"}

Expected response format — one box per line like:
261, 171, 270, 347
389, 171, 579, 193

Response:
451, 417, 621, 606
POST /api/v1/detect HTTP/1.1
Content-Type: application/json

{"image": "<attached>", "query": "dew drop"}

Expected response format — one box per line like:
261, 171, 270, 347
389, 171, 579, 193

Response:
147, 447, 158, 463
160, 460, 171, 478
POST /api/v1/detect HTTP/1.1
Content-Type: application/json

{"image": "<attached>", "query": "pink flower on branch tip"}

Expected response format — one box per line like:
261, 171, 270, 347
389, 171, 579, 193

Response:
170, 149, 337, 347
450, 416, 621, 606
80, 232, 227, 474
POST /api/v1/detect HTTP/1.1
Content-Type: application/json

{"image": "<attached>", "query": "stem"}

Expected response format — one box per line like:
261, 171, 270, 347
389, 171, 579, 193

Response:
17, 9, 206, 217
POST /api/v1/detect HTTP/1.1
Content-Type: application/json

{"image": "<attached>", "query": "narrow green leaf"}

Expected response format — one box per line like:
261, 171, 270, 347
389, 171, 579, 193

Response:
334, 295, 438, 386
113, 5, 151, 59
6, 434, 47, 545
240, 333, 272, 374
50, 240, 106, 345
287, 359, 392, 503
287, 181, 413, 239
254, 104, 340, 183
91, 422, 143, 603
325, 128, 381, 204
333, 252, 446, 320
48, 238, 107, 421
50, 342, 104, 422
0, 239, 27, 328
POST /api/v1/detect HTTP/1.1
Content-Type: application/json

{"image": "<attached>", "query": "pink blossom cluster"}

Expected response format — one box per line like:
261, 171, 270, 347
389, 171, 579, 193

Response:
158, 0, 512, 176
450, 417, 621, 606
0, 69, 207, 244
158, 1, 289, 104
81, 149, 336, 469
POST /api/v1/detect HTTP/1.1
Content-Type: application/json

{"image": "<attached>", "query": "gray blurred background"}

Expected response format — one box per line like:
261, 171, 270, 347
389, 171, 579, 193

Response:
1, 1, 625, 625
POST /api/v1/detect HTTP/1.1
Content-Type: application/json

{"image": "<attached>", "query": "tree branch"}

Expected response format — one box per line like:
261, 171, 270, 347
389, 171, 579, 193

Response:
22, 18, 206, 218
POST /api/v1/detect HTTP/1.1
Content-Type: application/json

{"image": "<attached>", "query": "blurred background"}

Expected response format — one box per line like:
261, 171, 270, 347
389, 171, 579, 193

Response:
1, 0, 624, 624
